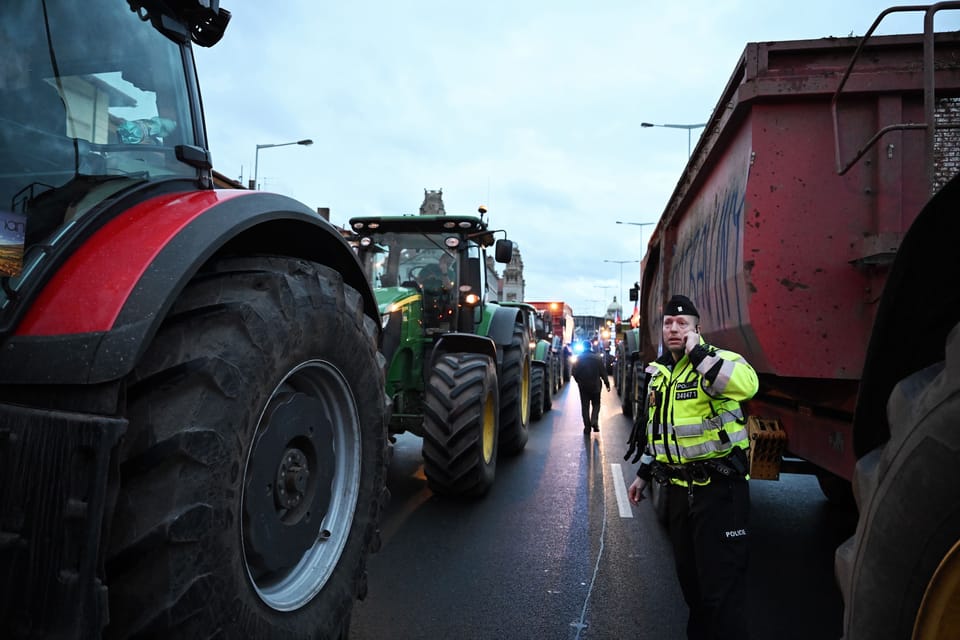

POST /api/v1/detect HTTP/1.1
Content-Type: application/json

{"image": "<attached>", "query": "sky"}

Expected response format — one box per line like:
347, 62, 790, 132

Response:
193, 1, 957, 318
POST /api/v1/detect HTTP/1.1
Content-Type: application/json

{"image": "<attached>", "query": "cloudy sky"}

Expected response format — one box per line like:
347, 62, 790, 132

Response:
193, 1, 955, 317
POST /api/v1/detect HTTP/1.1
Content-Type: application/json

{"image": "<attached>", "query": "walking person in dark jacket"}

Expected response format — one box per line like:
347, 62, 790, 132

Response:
572, 340, 610, 433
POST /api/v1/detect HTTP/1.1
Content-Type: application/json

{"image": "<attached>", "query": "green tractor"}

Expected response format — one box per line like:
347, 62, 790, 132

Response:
350, 210, 530, 498
500, 302, 555, 421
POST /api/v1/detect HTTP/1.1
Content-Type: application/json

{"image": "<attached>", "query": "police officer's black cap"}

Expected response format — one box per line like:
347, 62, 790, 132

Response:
664, 294, 699, 318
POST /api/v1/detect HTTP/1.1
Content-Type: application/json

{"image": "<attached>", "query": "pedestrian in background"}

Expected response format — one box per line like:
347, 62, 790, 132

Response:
626, 294, 758, 640
572, 339, 610, 434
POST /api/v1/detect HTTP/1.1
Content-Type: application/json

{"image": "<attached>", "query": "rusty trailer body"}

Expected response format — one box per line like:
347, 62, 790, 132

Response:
639, 27, 960, 482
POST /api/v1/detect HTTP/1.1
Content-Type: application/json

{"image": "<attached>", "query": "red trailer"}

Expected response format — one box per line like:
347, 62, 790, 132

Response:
636, 5, 960, 638
528, 301, 575, 386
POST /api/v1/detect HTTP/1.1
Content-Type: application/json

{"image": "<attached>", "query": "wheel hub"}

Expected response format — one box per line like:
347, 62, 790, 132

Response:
244, 392, 335, 577
275, 448, 310, 510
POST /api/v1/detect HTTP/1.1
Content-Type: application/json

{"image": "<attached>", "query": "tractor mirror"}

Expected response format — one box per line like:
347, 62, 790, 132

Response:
495, 239, 513, 264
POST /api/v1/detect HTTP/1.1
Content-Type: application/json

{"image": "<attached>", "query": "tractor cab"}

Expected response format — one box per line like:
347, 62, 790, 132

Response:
0, 0, 225, 331
353, 215, 511, 338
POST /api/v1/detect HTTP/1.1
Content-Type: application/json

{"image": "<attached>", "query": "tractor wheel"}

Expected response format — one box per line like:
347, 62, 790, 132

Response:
105, 256, 388, 640
498, 321, 531, 455
543, 360, 554, 413
530, 362, 545, 421
815, 468, 855, 508
422, 353, 499, 498
836, 323, 960, 640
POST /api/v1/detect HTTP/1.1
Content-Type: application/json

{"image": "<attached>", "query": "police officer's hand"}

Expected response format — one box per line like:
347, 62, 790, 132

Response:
683, 330, 700, 355
628, 477, 647, 505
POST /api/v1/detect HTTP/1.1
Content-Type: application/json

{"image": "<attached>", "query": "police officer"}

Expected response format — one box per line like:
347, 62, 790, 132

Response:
627, 294, 758, 640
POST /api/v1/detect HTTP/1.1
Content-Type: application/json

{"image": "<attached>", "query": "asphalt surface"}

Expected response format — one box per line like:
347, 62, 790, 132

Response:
350, 378, 858, 640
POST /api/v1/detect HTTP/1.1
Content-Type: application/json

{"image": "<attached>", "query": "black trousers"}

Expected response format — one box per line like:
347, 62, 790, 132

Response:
577, 386, 601, 428
666, 477, 750, 640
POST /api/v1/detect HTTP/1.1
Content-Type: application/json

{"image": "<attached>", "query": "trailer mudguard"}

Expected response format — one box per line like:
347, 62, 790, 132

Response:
0, 189, 374, 385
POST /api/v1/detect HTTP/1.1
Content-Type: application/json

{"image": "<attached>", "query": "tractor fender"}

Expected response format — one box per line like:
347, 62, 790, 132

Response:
430, 333, 497, 370
486, 305, 524, 357
532, 340, 551, 364
0, 189, 374, 385
623, 327, 640, 359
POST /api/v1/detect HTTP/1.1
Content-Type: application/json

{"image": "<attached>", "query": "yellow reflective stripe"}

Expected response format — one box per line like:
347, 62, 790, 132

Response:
705, 359, 736, 396
651, 424, 749, 460
668, 408, 744, 438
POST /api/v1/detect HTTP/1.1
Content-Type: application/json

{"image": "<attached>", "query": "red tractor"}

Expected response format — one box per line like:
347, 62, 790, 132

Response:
0, 2, 388, 638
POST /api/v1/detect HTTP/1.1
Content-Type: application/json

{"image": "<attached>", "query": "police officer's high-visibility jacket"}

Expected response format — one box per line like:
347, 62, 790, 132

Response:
642, 335, 758, 484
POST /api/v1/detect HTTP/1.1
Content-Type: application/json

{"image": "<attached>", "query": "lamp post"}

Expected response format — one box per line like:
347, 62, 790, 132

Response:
251, 138, 313, 190
640, 122, 707, 158
615, 221, 655, 320
615, 220, 656, 256
603, 259, 639, 320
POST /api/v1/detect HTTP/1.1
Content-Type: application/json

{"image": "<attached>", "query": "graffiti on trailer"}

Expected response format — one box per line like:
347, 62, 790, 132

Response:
669, 163, 748, 332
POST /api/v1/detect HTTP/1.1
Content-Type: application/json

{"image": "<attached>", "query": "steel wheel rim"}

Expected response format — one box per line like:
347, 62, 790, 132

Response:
242, 360, 361, 611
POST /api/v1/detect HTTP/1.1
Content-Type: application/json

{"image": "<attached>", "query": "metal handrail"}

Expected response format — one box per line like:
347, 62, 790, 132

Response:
831, 2, 960, 188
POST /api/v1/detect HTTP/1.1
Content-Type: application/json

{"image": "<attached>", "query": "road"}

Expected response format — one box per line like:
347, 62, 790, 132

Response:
350, 378, 858, 640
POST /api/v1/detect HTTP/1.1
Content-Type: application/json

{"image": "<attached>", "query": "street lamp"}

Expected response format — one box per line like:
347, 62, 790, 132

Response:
603, 259, 640, 320
640, 122, 707, 159
616, 220, 656, 255
251, 138, 313, 190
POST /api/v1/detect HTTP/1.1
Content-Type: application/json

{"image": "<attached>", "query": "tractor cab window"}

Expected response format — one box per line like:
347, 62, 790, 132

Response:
358, 232, 461, 295
0, 0, 199, 278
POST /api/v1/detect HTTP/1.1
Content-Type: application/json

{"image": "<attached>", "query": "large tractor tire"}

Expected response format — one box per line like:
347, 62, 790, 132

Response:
543, 358, 554, 413
498, 321, 531, 455
553, 355, 562, 394
105, 256, 388, 640
836, 323, 960, 640
422, 353, 499, 498
815, 468, 855, 508
530, 362, 545, 421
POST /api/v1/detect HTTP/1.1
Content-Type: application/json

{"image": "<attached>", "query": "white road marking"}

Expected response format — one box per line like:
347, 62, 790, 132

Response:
611, 463, 633, 518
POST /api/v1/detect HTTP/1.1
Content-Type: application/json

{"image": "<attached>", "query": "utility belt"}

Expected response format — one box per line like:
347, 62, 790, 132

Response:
650, 450, 748, 485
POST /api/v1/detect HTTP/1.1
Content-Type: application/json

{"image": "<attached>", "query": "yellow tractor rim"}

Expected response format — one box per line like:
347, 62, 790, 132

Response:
521, 359, 531, 426
913, 539, 960, 639
482, 390, 496, 463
